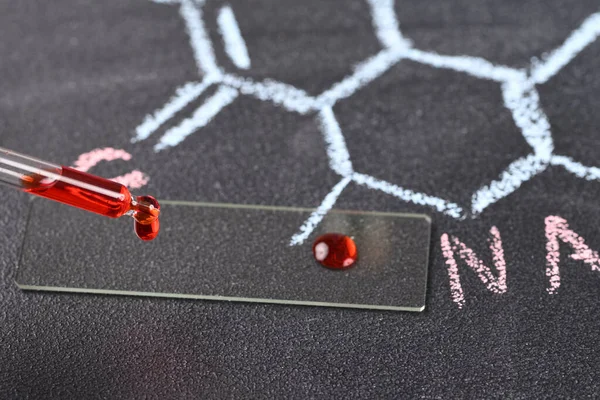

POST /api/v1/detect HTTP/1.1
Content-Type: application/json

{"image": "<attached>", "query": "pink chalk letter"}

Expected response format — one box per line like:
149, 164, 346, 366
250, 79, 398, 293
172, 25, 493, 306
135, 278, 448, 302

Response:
73, 147, 132, 172
441, 226, 507, 308
72, 148, 149, 189
545, 216, 600, 294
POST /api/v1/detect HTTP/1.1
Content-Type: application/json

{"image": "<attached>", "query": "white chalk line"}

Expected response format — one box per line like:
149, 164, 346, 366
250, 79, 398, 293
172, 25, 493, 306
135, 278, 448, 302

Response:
133, 78, 214, 143
367, 0, 411, 50
530, 12, 600, 85
318, 107, 354, 176
217, 5, 251, 70
180, 0, 220, 77
154, 85, 238, 151
222, 73, 318, 114
466, 77, 554, 215
352, 172, 465, 219
290, 176, 352, 246
551, 155, 600, 181
471, 154, 548, 215
405, 49, 524, 83
501, 80, 554, 159
316, 47, 406, 107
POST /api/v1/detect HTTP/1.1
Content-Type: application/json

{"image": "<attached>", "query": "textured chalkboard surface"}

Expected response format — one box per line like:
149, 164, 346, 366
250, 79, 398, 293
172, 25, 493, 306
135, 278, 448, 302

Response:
1, 0, 600, 398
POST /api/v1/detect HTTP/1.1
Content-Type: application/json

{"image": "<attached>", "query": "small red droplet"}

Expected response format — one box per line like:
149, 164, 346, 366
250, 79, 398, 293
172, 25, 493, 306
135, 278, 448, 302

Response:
312, 233, 357, 269
135, 218, 160, 241
133, 195, 160, 241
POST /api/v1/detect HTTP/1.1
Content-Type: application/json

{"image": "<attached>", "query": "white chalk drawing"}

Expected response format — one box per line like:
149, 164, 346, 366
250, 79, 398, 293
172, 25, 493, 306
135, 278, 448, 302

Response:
134, 0, 600, 245
217, 5, 251, 69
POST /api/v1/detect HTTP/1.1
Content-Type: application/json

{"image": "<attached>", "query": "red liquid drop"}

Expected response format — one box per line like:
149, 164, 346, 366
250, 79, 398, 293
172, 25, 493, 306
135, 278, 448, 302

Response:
312, 233, 358, 269
133, 195, 160, 241
22, 167, 161, 241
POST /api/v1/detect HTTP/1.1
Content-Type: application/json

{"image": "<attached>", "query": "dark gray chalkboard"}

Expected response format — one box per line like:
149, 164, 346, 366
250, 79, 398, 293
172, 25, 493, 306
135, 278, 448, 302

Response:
2, 0, 600, 397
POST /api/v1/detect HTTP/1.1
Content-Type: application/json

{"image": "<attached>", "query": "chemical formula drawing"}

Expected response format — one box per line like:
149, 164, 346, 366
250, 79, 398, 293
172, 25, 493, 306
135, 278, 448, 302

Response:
131, 0, 600, 248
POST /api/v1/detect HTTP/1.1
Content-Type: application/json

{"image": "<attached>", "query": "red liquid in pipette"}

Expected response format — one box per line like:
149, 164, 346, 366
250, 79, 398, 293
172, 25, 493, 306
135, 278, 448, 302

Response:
22, 166, 160, 241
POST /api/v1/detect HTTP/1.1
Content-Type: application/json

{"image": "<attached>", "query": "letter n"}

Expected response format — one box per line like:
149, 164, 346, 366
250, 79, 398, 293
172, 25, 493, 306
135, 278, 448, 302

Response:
441, 227, 507, 308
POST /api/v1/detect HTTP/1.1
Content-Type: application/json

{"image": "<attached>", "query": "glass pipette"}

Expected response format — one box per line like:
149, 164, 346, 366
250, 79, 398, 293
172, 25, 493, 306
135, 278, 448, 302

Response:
0, 147, 160, 241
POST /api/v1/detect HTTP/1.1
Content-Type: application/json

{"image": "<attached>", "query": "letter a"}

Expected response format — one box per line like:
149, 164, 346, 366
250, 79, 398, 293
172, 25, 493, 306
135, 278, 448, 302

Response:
545, 216, 600, 294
